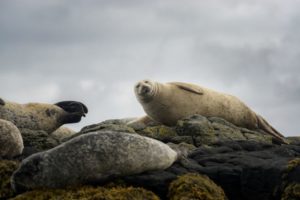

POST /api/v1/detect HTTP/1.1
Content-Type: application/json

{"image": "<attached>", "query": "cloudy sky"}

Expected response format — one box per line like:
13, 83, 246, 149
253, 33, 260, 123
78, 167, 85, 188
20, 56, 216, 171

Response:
0, 0, 299, 136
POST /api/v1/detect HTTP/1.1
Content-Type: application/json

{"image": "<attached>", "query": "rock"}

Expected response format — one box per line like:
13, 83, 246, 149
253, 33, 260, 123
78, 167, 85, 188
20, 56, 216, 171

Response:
280, 158, 300, 200
51, 126, 76, 141
12, 131, 178, 192
168, 173, 227, 200
176, 115, 273, 146
63, 119, 137, 142
122, 140, 300, 200
281, 183, 300, 200
70, 115, 274, 147
10, 186, 160, 200
20, 129, 59, 158
138, 126, 177, 141
287, 136, 300, 146
0, 160, 20, 199
0, 119, 24, 158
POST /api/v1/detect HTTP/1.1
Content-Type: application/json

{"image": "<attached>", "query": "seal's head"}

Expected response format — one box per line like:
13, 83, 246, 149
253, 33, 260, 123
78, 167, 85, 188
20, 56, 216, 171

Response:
11, 153, 44, 193
134, 80, 158, 103
55, 101, 88, 124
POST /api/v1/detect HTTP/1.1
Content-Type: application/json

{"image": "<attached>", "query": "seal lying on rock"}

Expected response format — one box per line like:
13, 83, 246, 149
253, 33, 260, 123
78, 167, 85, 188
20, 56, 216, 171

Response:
0, 119, 24, 158
132, 80, 287, 144
11, 131, 177, 192
0, 98, 88, 133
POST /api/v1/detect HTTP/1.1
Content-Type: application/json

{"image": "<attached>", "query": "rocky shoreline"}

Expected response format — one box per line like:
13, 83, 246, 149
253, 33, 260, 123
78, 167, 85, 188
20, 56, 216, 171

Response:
1, 114, 300, 200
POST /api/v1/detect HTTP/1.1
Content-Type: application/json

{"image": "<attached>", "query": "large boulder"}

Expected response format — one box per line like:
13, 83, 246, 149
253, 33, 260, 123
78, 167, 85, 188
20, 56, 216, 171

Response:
0, 119, 24, 158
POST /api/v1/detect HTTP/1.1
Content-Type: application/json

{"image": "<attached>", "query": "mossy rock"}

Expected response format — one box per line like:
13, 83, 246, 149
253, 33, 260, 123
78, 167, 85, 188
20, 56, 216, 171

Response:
281, 183, 300, 200
286, 158, 300, 173
138, 126, 177, 140
20, 129, 59, 151
286, 137, 300, 146
176, 115, 215, 137
63, 123, 136, 142
80, 123, 136, 134
0, 160, 20, 199
168, 173, 227, 200
11, 186, 160, 200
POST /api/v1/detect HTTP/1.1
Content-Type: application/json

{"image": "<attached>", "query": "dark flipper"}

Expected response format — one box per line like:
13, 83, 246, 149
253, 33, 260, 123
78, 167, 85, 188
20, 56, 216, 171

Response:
55, 101, 88, 124
0, 98, 5, 106
257, 115, 288, 144
55, 101, 88, 115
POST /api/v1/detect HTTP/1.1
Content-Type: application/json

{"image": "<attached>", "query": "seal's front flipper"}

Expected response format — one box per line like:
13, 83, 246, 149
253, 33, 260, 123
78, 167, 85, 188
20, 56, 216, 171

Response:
170, 82, 204, 95
0, 98, 5, 106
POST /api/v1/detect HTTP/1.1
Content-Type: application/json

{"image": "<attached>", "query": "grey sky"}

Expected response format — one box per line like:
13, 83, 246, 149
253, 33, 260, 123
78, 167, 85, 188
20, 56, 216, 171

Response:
0, 0, 299, 136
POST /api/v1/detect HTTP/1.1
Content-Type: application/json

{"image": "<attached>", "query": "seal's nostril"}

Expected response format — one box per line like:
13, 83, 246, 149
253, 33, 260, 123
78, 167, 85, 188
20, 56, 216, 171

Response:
144, 80, 149, 83
142, 86, 150, 94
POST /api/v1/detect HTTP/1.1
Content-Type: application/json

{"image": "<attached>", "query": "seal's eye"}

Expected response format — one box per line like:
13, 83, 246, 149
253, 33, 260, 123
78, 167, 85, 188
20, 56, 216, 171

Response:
144, 81, 149, 84
136, 84, 141, 88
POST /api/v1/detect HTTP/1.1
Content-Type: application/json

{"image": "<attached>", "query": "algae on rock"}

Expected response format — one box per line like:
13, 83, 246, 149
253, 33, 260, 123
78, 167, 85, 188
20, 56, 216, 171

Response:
11, 186, 160, 200
168, 173, 227, 200
0, 160, 20, 199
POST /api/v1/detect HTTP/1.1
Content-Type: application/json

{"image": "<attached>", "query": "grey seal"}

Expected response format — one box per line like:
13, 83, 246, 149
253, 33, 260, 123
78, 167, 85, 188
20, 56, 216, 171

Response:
12, 131, 177, 192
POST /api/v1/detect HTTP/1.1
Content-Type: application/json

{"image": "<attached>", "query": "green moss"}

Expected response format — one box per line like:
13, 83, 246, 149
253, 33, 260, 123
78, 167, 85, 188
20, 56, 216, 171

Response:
286, 158, 300, 173
20, 129, 59, 152
0, 160, 20, 199
11, 186, 160, 200
168, 173, 227, 200
139, 126, 177, 140
281, 183, 300, 200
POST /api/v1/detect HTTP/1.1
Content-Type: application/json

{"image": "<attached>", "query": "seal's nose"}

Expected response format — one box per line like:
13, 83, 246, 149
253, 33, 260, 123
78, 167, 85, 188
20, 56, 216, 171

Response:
141, 85, 150, 94
136, 84, 151, 95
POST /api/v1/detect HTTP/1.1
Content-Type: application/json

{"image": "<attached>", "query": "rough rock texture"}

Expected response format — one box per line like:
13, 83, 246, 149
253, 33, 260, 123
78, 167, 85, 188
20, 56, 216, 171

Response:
0, 119, 24, 158
168, 173, 227, 200
12, 131, 177, 192
0, 160, 20, 199
19, 129, 60, 158
123, 140, 300, 200
74, 115, 274, 147
3, 115, 300, 200
11, 186, 160, 200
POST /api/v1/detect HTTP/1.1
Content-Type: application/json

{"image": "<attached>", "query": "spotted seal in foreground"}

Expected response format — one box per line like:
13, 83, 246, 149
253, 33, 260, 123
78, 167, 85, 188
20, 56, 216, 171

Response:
132, 80, 287, 144
11, 131, 177, 192
0, 98, 88, 133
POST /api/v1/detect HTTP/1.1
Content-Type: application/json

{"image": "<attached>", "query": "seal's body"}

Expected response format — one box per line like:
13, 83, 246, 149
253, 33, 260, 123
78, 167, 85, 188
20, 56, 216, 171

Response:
0, 98, 88, 133
12, 131, 177, 192
134, 80, 286, 144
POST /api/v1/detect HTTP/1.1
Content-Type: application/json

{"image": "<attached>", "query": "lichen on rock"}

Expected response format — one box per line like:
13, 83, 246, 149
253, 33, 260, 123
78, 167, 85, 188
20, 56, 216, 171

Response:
281, 183, 300, 200
168, 173, 227, 200
0, 160, 20, 199
11, 186, 160, 200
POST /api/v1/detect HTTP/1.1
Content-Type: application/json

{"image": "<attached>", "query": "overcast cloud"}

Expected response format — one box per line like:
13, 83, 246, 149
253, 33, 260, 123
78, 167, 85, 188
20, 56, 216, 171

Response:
0, 0, 299, 136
